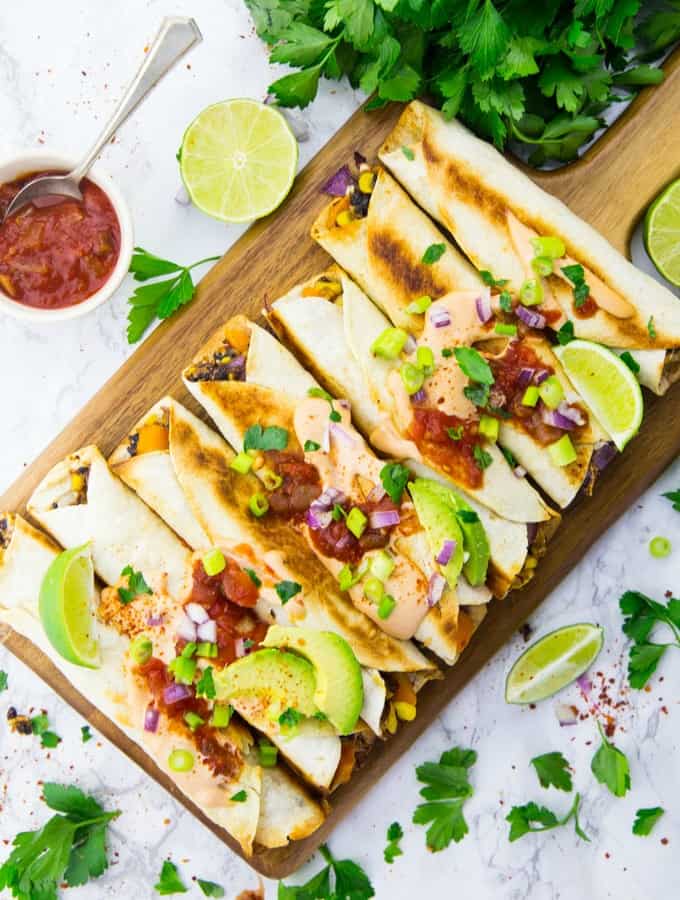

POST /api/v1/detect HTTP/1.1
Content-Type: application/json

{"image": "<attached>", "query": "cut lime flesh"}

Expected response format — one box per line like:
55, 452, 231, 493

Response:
39, 543, 99, 668
179, 99, 298, 223
644, 178, 680, 286
554, 339, 643, 451
505, 623, 603, 704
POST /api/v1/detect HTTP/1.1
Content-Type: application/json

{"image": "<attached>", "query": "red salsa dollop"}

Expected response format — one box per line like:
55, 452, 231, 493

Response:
409, 408, 483, 489
309, 496, 398, 564
0, 171, 120, 309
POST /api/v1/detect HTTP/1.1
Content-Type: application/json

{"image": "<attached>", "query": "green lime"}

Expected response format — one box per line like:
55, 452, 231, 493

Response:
644, 178, 680, 286
39, 543, 99, 668
179, 99, 298, 223
505, 623, 603, 704
554, 339, 643, 451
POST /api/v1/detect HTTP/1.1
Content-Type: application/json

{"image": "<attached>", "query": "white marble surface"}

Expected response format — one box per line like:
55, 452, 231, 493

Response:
1, 4, 679, 898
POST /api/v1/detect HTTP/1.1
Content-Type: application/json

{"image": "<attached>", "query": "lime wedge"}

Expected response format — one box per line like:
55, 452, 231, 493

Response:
644, 178, 680, 286
179, 99, 298, 223
505, 623, 603, 704
39, 543, 99, 668
554, 339, 643, 451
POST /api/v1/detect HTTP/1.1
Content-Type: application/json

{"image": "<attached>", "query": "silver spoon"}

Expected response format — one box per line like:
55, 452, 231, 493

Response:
3, 16, 202, 221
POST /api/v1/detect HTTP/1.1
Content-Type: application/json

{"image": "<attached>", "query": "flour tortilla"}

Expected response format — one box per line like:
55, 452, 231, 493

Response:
168, 394, 434, 675
380, 100, 680, 356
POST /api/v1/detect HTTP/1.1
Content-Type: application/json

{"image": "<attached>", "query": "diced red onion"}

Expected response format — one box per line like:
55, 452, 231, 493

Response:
475, 290, 493, 324
335, 530, 355, 551
305, 506, 333, 530
557, 401, 585, 426
592, 441, 617, 471
163, 683, 192, 705
429, 308, 451, 329
514, 465, 527, 478
176, 614, 197, 642
321, 164, 355, 196
534, 369, 550, 385
185, 602, 210, 625
427, 573, 446, 608
403, 333, 417, 355
436, 539, 456, 565
197, 619, 217, 643
144, 705, 160, 732
147, 613, 164, 627
516, 367, 534, 390
576, 673, 592, 695
311, 487, 346, 512
541, 405, 578, 431
367, 484, 386, 503
411, 387, 426, 404
555, 703, 579, 727
225, 354, 246, 375
337, 398, 351, 410
516, 305, 546, 329
330, 423, 356, 445
369, 509, 401, 529
527, 523, 538, 544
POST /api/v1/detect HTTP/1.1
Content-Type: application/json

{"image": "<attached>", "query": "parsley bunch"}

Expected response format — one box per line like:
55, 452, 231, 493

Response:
247, 0, 678, 163
619, 589, 680, 688
0, 783, 119, 899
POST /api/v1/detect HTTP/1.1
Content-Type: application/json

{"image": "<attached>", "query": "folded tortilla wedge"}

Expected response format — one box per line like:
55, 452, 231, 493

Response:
0, 512, 312, 855
379, 100, 680, 390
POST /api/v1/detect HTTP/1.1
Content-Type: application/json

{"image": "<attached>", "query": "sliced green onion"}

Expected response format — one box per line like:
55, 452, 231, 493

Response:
494, 322, 518, 337
370, 550, 395, 582
371, 327, 409, 359
478, 415, 499, 442
260, 467, 283, 491
531, 255, 553, 277
522, 385, 540, 407
168, 748, 194, 772
249, 492, 269, 517
338, 564, 354, 591
169, 655, 197, 685
649, 536, 671, 558
416, 345, 435, 375
211, 705, 233, 728
378, 594, 396, 619
548, 434, 577, 467
258, 741, 279, 768
183, 711, 205, 732
520, 278, 544, 306
196, 641, 218, 658
363, 575, 384, 605
181, 641, 197, 658
202, 548, 226, 576
130, 634, 153, 665
538, 375, 564, 410
530, 235, 566, 259
230, 452, 253, 475
346, 507, 368, 539
406, 295, 432, 314
400, 362, 425, 395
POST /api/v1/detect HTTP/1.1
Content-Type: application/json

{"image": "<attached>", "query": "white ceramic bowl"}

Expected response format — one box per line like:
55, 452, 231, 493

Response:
0, 151, 134, 322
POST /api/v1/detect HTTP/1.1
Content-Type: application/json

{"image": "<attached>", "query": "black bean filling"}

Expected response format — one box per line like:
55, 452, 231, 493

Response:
185, 341, 245, 382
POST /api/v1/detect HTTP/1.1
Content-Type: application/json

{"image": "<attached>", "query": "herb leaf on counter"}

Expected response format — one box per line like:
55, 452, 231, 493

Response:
126, 247, 221, 344
278, 843, 374, 899
507, 793, 588, 842
0, 670, 7, 692
663, 488, 680, 512
198, 879, 225, 897
531, 752, 573, 792
591, 721, 630, 797
412, 746, 475, 851
619, 590, 680, 688
632, 807, 664, 837
0, 782, 119, 898
384, 821, 403, 863
154, 859, 188, 894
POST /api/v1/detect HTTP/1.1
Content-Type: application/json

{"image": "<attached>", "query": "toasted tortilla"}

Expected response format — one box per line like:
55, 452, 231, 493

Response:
380, 100, 680, 356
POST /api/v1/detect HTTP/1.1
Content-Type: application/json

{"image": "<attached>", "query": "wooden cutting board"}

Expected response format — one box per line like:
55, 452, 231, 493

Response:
2, 50, 680, 879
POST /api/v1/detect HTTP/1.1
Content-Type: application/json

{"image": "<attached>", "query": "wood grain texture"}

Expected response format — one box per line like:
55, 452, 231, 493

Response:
1, 49, 679, 878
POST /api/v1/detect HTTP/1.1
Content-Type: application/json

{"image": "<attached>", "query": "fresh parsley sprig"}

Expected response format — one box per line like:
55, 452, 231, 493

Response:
663, 488, 680, 512
118, 565, 153, 605
632, 807, 664, 837
154, 859, 187, 895
278, 843, 374, 899
591, 721, 630, 798
126, 247, 221, 344
530, 751, 573, 792
506, 793, 588, 842
412, 747, 476, 852
0, 783, 120, 898
619, 590, 680, 689
384, 822, 403, 864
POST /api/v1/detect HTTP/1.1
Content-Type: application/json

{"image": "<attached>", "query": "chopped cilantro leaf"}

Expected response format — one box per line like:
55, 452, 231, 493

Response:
591, 721, 630, 797
304, 439, 321, 452
663, 489, 680, 512
499, 290, 513, 312
441, 347, 454, 358
195, 666, 216, 700
384, 821, 404, 863
479, 270, 508, 288
81, 726, 93, 743
507, 793, 588, 842
308, 386, 341, 421
401, 146, 415, 160
380, 462, 411, 505
556, 320, 575, 345
561, 264, 590, 308
244, 567, 261, 587
154, 859, 187, 894
230, 790, 248, 803
279, 707, 303, 731
530, 752, 573, 792
275, 580, 302, 604
473, 445, 493, 470
453, 347, 494, 384
118, 565, 152, 605
243, 424, 289, 452
421, 243, 446, 265
632, 807, 664, 837
198, 879, 225, 897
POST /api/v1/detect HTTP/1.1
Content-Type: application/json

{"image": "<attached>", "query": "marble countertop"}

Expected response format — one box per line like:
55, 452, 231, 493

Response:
1, 4, 679, 898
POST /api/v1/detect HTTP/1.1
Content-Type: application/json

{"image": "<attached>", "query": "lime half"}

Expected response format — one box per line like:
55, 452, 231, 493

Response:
179, 99, 298, 223
554, 339, 643, 451
39, 543, 99, 668
505, 623, 603, 704
644, 178, 680, 286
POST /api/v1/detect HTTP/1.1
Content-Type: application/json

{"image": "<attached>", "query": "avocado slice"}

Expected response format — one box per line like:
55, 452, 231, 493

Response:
450, 494, 490, 587
213, 647, 318, 716
408, 478, 465, 587
262, 626, 363, 735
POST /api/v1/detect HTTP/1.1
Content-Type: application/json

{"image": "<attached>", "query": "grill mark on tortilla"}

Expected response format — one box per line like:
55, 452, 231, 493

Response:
368, 228, 449, 300
199, 381, 301, 453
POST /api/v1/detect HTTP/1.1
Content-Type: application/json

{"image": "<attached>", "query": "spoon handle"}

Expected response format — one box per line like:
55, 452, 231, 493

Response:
70, 17, 202, 183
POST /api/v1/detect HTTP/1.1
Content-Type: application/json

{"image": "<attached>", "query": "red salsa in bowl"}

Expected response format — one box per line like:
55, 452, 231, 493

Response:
0, 171, 121, 310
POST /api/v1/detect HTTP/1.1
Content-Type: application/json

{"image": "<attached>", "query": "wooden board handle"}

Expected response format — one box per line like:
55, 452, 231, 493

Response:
531, 48, 680, 256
